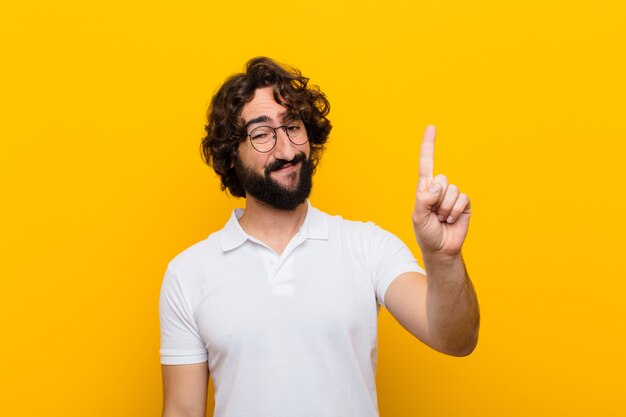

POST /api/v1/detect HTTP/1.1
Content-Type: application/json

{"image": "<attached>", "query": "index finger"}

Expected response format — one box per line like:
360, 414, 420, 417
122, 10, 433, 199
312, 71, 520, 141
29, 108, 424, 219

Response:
419, 124, 436, 181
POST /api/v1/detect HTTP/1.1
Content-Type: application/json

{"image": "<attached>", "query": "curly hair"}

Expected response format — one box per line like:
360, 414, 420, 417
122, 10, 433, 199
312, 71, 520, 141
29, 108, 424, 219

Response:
201, 57, 332, 197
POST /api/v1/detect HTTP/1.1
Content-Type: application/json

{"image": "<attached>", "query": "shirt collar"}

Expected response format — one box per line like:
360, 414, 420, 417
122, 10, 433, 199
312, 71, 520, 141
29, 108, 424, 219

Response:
300, 201, 329, 240
219, 200, 328, 252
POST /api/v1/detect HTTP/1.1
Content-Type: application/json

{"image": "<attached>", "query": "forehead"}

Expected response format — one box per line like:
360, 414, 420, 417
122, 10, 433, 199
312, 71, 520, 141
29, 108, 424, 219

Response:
240, 86, 287, 123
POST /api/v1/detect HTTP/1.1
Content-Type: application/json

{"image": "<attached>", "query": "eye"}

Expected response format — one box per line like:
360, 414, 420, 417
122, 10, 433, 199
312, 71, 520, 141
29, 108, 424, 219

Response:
250, 127, 273, 141
251, 132, 269, 140
287, 125, 301, 132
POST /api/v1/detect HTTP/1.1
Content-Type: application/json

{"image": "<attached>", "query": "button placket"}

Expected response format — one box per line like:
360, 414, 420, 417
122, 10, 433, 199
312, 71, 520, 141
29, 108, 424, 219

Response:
256, 231, 307, 290
270, 257, 294, 295
265, 254, 279, 283
269, 245, 298, 296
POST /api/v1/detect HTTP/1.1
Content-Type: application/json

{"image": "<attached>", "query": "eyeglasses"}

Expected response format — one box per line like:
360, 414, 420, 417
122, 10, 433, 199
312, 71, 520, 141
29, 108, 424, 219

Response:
246, 120, 309, 153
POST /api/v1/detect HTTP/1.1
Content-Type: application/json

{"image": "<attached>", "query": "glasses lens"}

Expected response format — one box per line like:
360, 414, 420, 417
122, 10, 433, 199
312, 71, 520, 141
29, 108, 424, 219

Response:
249, 126, 275, 152
285, 122, 308, 145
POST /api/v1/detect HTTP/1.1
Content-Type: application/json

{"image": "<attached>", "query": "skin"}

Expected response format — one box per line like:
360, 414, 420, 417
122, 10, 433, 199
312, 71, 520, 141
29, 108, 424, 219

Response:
232, 87, 312, 255
384, 125, 479, 357
162, 364, 208, 417
161, 89, 479, 416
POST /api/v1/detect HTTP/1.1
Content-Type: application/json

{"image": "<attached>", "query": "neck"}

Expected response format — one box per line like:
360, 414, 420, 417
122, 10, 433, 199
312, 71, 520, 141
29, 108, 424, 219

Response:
237, 197, 308, 255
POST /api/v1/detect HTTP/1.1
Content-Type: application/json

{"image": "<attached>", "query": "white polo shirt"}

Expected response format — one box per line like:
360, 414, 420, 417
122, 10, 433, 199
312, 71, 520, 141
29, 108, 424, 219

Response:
160, 202, 424, 417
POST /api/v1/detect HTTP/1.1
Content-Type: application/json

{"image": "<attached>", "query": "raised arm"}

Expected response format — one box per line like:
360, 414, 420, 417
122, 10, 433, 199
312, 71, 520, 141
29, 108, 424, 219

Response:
162, 363, 209, 417
384, 125, 479, 356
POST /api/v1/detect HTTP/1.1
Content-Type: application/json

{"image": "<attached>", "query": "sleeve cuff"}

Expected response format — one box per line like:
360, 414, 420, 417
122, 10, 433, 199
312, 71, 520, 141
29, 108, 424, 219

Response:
377, 263, 426, 308
160, 349, 208, 365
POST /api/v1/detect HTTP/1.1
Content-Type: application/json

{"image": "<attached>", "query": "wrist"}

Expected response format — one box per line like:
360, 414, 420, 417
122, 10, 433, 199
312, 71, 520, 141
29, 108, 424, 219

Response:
422, 250, 463, 266
422, 252, 468, 289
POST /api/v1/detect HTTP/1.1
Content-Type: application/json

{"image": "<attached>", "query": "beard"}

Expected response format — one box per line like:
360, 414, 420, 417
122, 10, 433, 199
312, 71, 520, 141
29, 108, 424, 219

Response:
234, 152, 313, 211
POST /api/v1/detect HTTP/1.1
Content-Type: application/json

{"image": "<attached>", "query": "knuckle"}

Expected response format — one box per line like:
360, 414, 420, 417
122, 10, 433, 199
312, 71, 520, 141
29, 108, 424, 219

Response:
440, 199, 453, 209
433, 174, 447, 183
438, 203, 452, 213
451, 202, 464, 214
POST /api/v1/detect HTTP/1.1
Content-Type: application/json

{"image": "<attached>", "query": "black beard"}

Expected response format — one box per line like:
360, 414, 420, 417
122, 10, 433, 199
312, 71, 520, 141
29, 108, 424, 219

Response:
234, 152, 313, 211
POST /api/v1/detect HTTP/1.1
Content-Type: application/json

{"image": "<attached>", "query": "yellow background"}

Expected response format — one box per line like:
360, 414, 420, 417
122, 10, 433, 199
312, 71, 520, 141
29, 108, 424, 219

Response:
1, 0, 625, 415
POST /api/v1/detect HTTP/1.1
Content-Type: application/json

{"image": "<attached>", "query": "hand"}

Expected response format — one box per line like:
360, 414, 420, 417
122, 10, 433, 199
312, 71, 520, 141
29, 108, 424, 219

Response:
413, 125, 471, 257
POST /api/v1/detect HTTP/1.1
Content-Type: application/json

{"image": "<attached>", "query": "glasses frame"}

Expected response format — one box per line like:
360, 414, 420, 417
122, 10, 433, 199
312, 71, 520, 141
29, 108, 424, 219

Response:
245, 122, 309, 153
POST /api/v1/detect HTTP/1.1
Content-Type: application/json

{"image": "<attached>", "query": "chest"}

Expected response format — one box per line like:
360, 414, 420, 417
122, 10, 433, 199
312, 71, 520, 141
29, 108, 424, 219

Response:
194, 240, 379, 358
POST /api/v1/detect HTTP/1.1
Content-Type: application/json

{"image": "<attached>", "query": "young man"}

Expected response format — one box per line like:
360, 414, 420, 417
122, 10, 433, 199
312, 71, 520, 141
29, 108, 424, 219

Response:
159, 57, 479, 417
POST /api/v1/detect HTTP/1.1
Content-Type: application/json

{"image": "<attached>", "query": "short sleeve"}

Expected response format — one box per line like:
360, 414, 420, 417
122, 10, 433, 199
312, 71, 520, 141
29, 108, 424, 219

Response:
159, 267, 208, 365
366, 224, 425, 308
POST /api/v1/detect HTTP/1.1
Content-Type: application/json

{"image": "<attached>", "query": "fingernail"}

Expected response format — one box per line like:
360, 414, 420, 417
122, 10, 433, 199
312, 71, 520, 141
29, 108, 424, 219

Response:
430, 183, 440, 194
446, 216, 454, 223
437, 215, 445, 222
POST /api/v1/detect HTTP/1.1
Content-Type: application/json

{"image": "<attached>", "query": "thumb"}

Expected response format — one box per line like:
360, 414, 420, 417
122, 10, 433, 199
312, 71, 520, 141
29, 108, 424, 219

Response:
417, 180, 442, 208
418, 181, 443, 206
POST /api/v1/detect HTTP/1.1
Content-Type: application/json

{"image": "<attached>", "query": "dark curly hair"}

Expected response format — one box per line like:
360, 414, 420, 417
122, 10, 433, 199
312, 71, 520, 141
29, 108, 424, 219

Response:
201, 57, 332, 197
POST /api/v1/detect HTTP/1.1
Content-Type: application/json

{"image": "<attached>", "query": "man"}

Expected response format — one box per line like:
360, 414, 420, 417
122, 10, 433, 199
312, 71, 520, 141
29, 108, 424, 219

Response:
159, 57, 479, 417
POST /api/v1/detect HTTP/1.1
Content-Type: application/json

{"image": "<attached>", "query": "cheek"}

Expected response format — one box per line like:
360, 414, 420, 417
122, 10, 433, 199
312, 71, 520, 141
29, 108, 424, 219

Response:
302, 143, 312, 157
237, 144, 270, 170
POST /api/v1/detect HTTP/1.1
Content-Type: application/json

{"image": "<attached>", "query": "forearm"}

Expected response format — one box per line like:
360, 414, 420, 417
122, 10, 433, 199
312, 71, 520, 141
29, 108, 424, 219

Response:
423, 252, 480, 356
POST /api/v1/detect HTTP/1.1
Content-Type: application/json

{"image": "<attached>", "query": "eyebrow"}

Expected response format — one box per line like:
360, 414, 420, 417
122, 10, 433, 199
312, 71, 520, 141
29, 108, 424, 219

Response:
244, 111, 297, 130
244, 115, 273, 130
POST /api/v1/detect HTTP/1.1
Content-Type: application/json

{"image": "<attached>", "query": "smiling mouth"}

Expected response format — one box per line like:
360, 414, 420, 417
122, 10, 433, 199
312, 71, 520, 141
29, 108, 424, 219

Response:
265, 153, 307, 176
273, 161, 300, 173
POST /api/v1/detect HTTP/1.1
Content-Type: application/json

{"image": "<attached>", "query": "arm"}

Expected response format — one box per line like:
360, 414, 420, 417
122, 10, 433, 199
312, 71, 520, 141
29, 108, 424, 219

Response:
162, 363, 209, 417
385, 125, 479, 357
385, 260, 479, 357
159, 267, 210, 416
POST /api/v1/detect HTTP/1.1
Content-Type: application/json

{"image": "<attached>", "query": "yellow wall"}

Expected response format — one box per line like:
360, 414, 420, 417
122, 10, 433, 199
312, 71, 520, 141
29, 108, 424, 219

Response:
1, 1, 625, 416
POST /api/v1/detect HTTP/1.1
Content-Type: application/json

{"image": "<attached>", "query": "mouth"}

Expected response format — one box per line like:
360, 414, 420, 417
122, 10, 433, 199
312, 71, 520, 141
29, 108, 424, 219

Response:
272, 161, 301, 174
265, 153, 306, 176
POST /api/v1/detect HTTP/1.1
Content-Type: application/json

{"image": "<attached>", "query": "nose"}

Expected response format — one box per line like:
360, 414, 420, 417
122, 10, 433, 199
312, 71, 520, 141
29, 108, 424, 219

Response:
272, 127, 298, 161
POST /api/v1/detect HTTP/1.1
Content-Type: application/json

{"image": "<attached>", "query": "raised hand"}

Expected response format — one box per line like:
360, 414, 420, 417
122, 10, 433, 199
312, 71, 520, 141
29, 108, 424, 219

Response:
413, 125, 471, 257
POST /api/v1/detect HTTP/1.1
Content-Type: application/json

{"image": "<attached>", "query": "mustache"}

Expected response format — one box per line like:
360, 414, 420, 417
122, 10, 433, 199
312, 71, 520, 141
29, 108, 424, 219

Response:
264, 152, 307, 175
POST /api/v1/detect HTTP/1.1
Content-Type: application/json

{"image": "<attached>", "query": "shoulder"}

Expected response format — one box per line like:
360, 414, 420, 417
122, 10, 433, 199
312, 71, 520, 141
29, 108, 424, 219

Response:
311, 206, 399, 249
165, 230, 222, 283
316, 208, 389, 237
